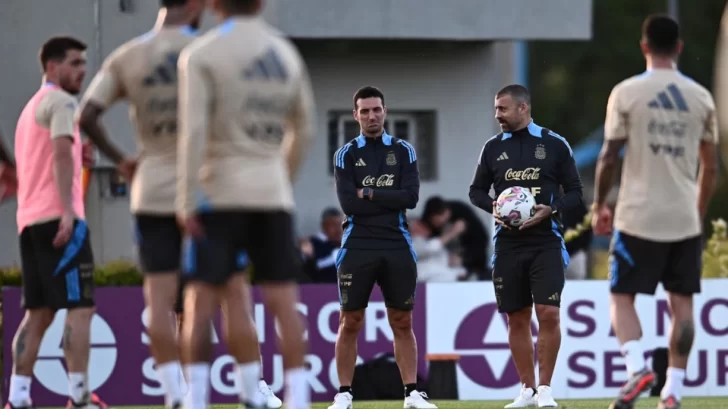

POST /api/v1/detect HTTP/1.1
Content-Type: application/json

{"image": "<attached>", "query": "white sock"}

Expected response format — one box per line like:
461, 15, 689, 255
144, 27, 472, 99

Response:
621, 340, 646, 377
178, 364, 189, 396
661, 367, 686, 400
156, 361, 185, 407
285, 367, 310, 408
236, 361, 265, 405
68, 373, 88, 404
184, 363, 210, 409
8, 375, 32, 407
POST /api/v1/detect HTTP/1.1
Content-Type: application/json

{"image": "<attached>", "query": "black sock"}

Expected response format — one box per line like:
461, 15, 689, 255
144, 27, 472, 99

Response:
339, 386, 353, 395
404, 383, 418, 397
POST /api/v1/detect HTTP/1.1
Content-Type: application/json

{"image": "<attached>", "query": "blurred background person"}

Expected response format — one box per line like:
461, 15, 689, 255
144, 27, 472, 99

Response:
562, 201, 592, 279
447, 199, 491, 280
410, 196, 468, 282
301, 207, 344, 283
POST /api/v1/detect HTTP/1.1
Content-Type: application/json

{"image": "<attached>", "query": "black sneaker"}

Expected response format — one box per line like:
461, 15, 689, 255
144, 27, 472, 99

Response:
67, 393, 110, 409
609, 368, 657, 409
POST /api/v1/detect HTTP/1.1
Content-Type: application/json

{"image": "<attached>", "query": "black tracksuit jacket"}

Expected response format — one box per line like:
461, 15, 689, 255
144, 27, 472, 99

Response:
334, 132, 419, 250
469, 121, 584, 252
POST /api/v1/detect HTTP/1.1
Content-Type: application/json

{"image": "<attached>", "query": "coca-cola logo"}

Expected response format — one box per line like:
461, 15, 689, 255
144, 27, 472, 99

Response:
362, 174, 395, 187
504, 167, 541, 181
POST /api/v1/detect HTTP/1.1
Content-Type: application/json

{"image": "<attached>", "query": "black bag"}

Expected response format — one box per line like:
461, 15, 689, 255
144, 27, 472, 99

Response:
351, 353, 427, 400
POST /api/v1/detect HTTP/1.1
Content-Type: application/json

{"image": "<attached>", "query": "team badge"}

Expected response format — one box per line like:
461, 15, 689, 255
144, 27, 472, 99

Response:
386, 151, 397, 166
535, 144, 546, 160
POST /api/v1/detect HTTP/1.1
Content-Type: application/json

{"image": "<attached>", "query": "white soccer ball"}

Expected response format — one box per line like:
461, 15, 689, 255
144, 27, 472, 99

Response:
495, 186, 536, 227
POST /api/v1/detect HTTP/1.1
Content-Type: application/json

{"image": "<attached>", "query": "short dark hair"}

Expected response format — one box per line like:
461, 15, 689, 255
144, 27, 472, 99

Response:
422, 196, 449, 221
496, 84, 531, 106
160, 0, 188, 7
642, 14, 680, 56
353, 86, 385, 110
221, 0, 259, 13
321, 207, 342, 220
39, 36, 87, 70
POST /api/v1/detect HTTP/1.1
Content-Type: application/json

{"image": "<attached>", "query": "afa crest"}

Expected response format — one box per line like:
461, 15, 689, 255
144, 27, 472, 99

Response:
386, 151, 397, 166
535, 144, 546, 160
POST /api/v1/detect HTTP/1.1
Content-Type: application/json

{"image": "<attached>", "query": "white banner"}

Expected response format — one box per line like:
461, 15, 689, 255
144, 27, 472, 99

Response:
426, 280, 728, 400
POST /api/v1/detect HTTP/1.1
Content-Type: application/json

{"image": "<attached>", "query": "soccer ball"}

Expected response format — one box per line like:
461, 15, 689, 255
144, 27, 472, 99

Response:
495, 186, 536, 227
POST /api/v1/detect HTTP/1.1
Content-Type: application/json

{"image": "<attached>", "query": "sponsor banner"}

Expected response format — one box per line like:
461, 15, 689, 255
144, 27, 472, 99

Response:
2, 284, 427, 405
426, 280, 728, 400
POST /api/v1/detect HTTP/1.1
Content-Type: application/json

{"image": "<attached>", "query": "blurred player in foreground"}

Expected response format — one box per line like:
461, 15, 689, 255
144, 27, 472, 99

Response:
176, 0, 315, 408
593, 14, 718, 409
5, 36, 108, 409
469, 85, 584, 408
78, 2, 199, 408
77, 1, 281, 407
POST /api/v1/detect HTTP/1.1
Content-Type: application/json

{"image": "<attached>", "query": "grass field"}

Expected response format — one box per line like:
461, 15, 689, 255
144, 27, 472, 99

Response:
94, 398, 728, 409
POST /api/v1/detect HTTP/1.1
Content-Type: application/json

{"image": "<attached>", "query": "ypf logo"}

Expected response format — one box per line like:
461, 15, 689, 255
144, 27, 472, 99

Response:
454, 303, 538, 388
35, 310, 117, 395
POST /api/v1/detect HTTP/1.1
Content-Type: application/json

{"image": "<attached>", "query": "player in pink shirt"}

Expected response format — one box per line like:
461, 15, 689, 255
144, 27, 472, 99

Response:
5, 37, 108, 409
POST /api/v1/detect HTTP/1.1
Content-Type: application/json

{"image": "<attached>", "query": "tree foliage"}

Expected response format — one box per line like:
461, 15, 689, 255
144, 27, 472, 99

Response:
528, 0, 726, 143
528, 0, 728, 226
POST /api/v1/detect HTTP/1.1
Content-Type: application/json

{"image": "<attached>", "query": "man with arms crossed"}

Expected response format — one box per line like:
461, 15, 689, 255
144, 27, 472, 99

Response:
4, 37, 108, 409
176, 0, 315, 408
329, 86, 436, 409
77, 1, 281, 407
469, 85, 584, 408
593, 14, 718, 409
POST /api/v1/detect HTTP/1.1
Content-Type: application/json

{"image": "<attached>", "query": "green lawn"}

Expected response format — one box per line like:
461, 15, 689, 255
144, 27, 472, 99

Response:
92, 398, 728, 409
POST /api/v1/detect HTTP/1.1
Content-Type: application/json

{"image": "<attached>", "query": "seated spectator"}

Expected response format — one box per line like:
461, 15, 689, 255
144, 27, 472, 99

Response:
300, 207, 344, 283
562, 201, 592, 279
410, 197, 467, 282
447, 199, 490, 280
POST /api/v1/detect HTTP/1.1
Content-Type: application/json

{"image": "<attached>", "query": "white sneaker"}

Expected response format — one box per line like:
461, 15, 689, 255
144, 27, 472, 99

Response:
327, 392, 353, 409
504, 384, 537, 408
404, 391, 437, 408
536, 385, 557, 408
257, 380, 282, 408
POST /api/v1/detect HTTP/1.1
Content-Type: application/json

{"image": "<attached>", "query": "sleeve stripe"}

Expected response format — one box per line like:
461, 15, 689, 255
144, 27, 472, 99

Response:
334, 143, 352, 169
547, 131, 573, 157
478, 143, 486, 165
398, 140, 417, 163
479, 134, 499, 165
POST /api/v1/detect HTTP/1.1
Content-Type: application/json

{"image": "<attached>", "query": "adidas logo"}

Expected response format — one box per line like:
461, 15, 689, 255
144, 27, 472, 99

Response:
243, 48, 288, 82
496, 152, 509, 161
647, 83, 689, 112
355, 158, 366, 167
548, 293, 560, 301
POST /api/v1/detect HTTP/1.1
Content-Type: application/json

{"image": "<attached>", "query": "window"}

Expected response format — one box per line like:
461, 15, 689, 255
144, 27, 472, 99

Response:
327, 110, 437, 181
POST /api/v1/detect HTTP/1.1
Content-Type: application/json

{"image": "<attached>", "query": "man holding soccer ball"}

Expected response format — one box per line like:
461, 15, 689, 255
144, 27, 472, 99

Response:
469, 84, 584, 408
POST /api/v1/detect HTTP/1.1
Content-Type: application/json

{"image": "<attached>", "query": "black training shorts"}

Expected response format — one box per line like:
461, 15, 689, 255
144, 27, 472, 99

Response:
134, 214, 182, 273
609, 230, 702, 295
336, 247, 418, 311
491, 247, 567, 313
182, 210, 301, 285
19, 219, 95, 310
